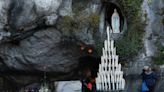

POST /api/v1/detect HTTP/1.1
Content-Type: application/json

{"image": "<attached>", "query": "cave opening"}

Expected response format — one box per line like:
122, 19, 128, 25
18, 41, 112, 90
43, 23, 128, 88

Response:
105, 2, 124, 32
78, 56, 100, 78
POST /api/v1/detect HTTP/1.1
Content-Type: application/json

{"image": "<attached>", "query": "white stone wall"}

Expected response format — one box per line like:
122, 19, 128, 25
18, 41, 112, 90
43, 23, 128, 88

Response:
55, 81, 81, 92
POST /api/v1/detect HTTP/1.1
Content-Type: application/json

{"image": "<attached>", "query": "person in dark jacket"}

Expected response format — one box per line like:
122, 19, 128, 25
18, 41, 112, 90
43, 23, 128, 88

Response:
141, 66, 158, 92
81, 68, 96, 92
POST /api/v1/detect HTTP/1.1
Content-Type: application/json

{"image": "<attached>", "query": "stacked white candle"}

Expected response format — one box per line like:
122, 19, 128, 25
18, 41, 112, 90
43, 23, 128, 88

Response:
95, 26, 125, 91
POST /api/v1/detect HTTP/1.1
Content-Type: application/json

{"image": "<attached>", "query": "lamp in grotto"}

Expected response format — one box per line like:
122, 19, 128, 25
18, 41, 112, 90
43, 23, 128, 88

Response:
88, 48, 93, 54
80, 46, 85, 51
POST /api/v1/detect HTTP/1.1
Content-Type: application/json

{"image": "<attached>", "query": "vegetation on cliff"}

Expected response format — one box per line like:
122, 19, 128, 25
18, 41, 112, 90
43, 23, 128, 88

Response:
56, 13, 99, 36
115, 0, 145, 61
153, 43, 164, 65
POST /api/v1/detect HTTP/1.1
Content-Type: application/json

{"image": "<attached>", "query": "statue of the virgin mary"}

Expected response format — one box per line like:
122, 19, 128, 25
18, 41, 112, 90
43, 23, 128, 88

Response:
111, 9, 120, 33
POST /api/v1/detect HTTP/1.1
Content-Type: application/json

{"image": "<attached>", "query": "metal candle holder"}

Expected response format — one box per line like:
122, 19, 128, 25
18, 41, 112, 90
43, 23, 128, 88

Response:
96, 26, 125, 91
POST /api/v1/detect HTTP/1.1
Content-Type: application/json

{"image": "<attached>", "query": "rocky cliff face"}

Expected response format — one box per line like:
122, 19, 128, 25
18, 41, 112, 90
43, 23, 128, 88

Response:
126, 0, 164, 75
0, 0, 80, 72
0, 0, 163, 91
0, 0, 85, 85
124, 0, 164, 92
0, 0, 104, 86
0, 0, 102, 74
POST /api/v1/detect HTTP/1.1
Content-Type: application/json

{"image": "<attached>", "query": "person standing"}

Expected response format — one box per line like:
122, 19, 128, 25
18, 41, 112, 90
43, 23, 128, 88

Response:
81, 68, 96, 92
141, 66, 158, 92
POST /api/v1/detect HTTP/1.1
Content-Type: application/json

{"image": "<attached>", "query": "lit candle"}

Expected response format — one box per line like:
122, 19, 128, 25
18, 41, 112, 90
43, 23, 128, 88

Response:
99, 64, 101, 72
99, 75, 102, 90
119, 64, 121, 71
120, 72, 123, 89
116, 73, 119, 90
107, 74, 111, 90
114, 48, 116, 55
115, 56, 118, 66
105, 49, 108, 58
105, 56, 108, 66
105, 40, 107, 50
113, 56, 115, 67
108, 40, 110, 50
111, 40, 114, 50
101, 56, 103, 62
107, 26, 110, 41
111, 75, 115, 90
112, 56, 115, 72
104, 40, 106, 50
104, 74, 107, 91
108, 50, 111, 57
114, 56, 117, 67
101, 74, 104, 90
122, 79, 125, 90
96, 78, 99, 90
102, 48, 105, 56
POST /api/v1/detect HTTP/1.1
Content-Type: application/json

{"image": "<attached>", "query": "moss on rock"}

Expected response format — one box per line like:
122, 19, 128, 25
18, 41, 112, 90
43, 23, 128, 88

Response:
115, 20, 145, 61
56, 12, 100, 36
153, 44, 164, 65
56, 16, 77, 36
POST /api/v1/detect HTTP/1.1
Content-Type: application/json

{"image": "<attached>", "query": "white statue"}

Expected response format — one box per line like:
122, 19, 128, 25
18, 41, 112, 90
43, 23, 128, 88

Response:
111, 9, 120, 33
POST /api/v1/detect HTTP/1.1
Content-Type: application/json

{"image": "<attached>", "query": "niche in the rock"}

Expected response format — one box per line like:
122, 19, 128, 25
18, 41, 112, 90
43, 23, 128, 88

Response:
105, 2, 124, 33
